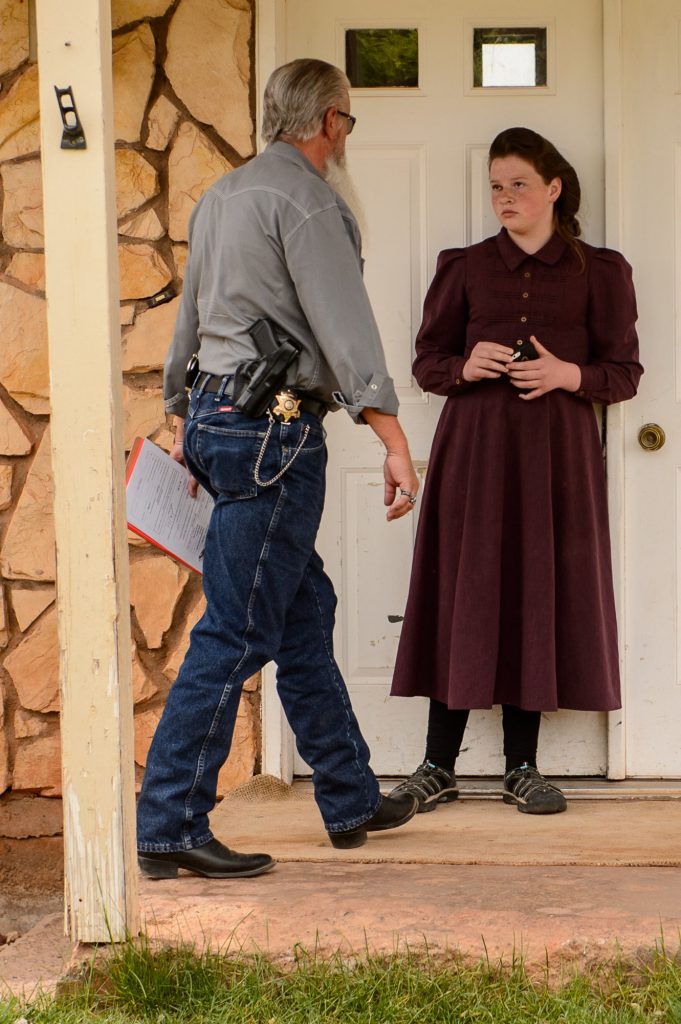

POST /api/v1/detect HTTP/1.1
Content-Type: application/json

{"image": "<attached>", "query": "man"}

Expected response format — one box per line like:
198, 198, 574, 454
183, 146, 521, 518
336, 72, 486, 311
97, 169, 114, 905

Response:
136, 59, 420, 880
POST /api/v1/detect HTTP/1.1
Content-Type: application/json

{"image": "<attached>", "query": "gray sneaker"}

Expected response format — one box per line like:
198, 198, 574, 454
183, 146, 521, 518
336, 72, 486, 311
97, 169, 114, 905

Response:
389, 760, 459, 813
503, 763, 567, 814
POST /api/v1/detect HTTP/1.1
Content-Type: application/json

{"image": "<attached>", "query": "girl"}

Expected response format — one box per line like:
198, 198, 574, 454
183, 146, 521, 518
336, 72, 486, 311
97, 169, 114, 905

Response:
390, 127, 642, 815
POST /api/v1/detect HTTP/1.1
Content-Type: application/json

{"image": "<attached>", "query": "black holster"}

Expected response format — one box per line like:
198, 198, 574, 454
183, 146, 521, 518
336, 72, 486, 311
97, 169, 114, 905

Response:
233, 319, 301, 417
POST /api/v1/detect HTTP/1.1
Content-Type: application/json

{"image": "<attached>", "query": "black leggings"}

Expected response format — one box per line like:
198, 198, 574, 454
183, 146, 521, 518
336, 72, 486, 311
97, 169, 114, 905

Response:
425, 699, 541, 773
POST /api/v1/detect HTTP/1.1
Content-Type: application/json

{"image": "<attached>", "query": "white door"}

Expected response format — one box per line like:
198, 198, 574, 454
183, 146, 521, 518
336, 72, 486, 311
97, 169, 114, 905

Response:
619, 0, 681, 776
277, 0, 609, 777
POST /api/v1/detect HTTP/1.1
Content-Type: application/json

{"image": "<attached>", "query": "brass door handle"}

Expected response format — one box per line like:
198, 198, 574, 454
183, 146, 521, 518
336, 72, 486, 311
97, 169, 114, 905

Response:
638, 423, 666, 451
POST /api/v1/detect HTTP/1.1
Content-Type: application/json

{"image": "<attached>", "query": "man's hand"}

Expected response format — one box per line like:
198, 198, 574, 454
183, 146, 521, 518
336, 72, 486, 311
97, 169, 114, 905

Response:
361, 408, 419, 520
507, 335, 581, 400
463, 341, 514, 381
169, 417, 199, 497
383, 450, 419, 521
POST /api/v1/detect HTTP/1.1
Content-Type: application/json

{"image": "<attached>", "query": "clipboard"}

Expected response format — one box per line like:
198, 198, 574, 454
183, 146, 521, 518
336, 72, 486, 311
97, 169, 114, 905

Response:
125, 437, 213, 574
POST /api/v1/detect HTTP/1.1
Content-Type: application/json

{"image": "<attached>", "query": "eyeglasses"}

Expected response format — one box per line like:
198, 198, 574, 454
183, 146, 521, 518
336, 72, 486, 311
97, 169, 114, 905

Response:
336, 109, 357, 135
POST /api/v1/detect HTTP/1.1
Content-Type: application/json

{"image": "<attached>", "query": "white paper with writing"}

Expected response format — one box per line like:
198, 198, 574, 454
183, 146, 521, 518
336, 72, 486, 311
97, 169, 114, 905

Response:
126, 438, 213, 573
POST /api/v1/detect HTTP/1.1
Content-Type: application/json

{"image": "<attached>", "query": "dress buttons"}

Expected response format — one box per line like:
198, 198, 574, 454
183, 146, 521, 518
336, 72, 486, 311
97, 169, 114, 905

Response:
524, 271, 531, 278
516, 339, 523, 346
520, 316, 527, 323
522, 292, 529, 299
455, 377, 461, 385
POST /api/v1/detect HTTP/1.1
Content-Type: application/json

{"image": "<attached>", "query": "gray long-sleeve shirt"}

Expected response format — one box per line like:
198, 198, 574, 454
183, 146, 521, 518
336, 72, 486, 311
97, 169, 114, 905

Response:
164, 141, 399, 420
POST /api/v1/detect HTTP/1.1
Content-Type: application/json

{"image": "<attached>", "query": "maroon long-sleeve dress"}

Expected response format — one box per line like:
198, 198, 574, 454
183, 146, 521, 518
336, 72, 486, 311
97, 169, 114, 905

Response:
390, 229, 643, 711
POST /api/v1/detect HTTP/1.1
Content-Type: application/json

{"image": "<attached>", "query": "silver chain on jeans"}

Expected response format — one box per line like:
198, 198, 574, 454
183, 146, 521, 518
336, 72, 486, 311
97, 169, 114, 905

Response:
253, 414, 311, 487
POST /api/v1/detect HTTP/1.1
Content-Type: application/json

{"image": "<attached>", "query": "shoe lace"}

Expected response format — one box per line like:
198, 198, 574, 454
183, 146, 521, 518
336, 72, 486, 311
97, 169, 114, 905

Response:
394, 761, 451, 801
505, 764, 560, 801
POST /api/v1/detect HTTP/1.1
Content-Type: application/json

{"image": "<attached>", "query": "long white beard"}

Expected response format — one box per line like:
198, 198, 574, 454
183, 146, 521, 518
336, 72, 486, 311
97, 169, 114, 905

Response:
325, 155, 368, 241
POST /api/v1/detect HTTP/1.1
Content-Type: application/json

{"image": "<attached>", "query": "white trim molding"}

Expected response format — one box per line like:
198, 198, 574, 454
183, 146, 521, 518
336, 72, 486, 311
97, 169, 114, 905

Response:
602, 0, 627, 779
257, 0, 297, 779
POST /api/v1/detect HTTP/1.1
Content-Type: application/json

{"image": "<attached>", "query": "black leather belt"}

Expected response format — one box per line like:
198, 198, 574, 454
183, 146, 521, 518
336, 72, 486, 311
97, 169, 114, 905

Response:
194, 372, 327, 421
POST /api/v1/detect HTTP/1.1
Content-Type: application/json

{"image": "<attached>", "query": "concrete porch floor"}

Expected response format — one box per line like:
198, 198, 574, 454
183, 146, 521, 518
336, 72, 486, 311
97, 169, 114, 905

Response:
1, 863, 679, 999
1, 864, 679, 999
136, 861, 681, 963
1, 788, 680, 999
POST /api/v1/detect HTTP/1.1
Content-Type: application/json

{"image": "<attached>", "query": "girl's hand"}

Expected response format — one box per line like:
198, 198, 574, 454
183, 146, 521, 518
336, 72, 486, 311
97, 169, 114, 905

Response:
507, 336, 581, 400
462, 342, 514, 382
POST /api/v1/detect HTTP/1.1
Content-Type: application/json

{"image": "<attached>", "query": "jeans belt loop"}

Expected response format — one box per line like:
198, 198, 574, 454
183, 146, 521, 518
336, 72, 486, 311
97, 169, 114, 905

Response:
196, 374, 210, 400
216, 374, 231, 402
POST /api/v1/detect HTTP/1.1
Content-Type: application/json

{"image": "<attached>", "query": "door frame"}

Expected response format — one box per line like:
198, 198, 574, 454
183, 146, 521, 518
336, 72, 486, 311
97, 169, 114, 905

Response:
257, 0, 628, 781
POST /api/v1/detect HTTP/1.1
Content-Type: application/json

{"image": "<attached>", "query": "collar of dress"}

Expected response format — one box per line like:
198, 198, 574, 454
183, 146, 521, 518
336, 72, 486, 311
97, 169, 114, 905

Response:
496, 228, 568, 270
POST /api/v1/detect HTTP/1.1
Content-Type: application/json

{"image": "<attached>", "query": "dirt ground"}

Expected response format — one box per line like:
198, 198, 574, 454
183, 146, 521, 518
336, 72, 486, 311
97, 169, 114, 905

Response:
0, 837, 64, 941
0, 795, 65, 942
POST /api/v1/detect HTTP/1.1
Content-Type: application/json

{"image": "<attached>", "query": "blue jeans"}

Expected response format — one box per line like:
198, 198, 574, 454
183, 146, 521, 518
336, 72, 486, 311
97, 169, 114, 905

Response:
136, 388, 381, 852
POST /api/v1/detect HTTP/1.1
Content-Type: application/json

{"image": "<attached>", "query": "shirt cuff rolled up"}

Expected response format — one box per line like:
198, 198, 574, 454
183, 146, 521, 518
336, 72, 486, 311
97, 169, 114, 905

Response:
332, 372, 399, 422
164, 392, 189, 418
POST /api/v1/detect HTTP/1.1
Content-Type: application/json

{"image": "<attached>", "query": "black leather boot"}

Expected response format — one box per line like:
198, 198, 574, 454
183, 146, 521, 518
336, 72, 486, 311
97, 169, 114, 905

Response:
327, 793, 418, 850
138, 838, 275, 879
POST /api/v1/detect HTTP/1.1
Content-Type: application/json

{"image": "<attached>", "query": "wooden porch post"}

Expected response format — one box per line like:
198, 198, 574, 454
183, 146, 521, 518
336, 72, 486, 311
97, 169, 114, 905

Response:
35, 0, 139, 941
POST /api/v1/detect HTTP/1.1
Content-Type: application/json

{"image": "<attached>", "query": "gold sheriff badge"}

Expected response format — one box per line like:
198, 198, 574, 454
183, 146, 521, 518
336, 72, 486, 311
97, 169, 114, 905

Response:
272, 390, 301, 422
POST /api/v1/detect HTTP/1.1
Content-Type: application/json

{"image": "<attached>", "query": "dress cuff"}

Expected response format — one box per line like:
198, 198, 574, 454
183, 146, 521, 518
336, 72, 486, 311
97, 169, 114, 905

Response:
449, 356, 473, 393
332, 372, 399, 422
574, 364, 607, 402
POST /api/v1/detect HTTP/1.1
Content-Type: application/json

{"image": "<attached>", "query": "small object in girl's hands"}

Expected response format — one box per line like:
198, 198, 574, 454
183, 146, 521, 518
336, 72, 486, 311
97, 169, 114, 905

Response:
510, 340, 539, 362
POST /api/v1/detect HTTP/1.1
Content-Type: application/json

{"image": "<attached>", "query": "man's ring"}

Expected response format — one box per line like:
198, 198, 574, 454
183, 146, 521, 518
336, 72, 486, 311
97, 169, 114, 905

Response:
400, 489, 417, 505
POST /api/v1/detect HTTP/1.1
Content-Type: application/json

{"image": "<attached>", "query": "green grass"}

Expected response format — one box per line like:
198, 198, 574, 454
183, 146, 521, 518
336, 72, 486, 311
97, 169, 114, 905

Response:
1, 936, 680, 1023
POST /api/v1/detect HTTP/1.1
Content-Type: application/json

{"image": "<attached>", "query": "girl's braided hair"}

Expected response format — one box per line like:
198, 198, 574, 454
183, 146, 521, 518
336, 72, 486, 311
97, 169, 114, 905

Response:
489, 127, 584, 270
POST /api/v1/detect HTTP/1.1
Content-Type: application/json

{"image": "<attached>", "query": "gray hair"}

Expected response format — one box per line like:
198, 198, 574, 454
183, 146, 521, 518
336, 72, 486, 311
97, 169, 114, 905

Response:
262, 59, 350, 144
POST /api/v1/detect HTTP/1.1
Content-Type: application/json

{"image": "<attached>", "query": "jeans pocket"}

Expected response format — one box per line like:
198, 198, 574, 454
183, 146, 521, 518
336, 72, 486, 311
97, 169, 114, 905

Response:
193, 423, 269, 500
281, 418, 326, 458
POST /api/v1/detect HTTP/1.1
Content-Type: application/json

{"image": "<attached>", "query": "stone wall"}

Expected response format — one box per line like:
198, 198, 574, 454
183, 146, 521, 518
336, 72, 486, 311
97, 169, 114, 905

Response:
0, 0, 259, 799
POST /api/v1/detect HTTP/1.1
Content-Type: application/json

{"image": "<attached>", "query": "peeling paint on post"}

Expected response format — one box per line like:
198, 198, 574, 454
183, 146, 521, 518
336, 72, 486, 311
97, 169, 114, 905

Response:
35, 0, 139, 941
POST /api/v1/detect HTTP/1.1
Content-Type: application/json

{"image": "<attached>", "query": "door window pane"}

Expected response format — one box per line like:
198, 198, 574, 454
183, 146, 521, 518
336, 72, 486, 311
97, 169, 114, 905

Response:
345, 28, 418, 88
473, 28, 547, 88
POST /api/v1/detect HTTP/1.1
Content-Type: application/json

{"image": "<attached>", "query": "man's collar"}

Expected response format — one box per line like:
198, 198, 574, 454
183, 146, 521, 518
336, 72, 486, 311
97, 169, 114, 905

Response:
495, 227, 567, 269
267, 140, 326, 181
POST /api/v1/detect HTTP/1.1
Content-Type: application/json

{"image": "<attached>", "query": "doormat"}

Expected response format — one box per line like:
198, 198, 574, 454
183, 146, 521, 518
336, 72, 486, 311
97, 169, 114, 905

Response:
211, 778, 681, 867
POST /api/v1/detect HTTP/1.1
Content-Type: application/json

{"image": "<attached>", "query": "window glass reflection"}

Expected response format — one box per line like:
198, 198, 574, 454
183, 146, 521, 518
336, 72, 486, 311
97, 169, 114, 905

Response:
345, 28, 419, 88
473, 28, 547, 88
